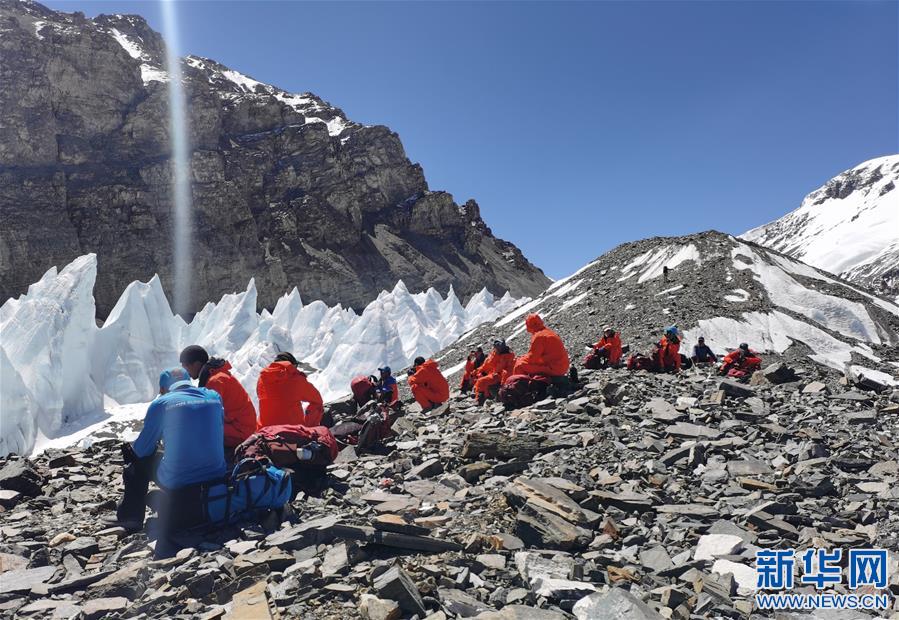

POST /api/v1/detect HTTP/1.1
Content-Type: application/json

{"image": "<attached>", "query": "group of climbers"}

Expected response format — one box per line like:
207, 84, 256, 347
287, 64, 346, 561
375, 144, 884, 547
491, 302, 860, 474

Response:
108, 345, 331, 534
105, 306, 763, 543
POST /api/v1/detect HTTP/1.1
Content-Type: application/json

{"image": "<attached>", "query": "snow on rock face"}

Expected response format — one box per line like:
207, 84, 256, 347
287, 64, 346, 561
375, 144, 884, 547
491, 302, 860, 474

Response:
0, 255, 103, 455
681, 311, 878, 371
184, 55, 356, 137
617, 244, 701, 283
742, 155, 899, 295
731, 242, 883, 344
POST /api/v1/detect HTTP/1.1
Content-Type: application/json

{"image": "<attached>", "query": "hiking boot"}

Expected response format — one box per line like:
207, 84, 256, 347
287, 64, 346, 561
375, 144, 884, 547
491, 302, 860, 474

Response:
99, 514, 143, 533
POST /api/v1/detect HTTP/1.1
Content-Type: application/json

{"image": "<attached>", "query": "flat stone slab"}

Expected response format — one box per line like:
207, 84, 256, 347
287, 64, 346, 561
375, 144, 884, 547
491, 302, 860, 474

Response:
664, 422, 721, 439
0, 565, 56, 594
694, 534, 744, 561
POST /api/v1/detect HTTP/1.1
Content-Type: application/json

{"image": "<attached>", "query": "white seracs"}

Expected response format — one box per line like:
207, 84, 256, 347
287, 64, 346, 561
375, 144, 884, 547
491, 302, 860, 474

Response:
0, 256, 526, 456
0, 255, 104, 457
742, 154, 899, 290
92, 275, 181, 405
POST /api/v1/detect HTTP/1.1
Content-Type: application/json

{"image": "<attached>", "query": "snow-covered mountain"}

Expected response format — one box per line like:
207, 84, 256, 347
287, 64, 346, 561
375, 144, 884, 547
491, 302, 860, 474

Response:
742, 155, 899, 298
434, 230, 899, 388
0, 259, 524, 457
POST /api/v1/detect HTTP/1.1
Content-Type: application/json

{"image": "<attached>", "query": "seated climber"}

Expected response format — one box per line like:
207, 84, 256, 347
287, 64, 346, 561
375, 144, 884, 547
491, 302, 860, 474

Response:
653, 326, 682, 373
459, 347, 487, 393
257, 352, 324, 428
180, 345, 257, 455
104, 368, 227, 532
719, 343, 762, 378
692, 336, 717, 364
473, 339, 516, 404
512, 314, 570, 378
375, 366, 400, 405
408, 356, 450, 411
583, 325, 622, 369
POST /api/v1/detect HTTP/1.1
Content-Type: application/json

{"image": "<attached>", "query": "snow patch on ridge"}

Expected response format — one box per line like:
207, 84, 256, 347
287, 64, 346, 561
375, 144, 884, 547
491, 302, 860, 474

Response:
731, 242, 882, 344
682, 310, 878, 372
617, 244, 700, 283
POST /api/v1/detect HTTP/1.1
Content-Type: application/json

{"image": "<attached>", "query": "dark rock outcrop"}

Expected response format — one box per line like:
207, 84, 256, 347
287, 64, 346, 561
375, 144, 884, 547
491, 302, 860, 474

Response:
0, 0, 549, 316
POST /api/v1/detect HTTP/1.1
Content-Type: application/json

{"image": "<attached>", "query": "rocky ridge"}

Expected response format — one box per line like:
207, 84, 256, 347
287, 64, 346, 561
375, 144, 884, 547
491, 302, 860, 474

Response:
0, 0, 549, 316
435, 230, 899, 380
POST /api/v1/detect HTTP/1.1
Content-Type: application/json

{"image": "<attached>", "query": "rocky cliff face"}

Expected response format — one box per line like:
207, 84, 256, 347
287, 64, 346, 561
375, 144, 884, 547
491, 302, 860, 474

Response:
0, 0, 549, 316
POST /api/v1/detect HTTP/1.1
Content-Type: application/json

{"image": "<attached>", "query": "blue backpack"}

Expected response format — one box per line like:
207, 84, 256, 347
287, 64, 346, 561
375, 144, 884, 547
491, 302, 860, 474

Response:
203, 459, 292, 524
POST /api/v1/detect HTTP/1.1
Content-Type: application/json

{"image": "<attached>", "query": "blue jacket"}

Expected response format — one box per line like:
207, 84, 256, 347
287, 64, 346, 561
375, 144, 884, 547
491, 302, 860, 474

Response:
692, 344, 717, 362
132, 386, 227, 489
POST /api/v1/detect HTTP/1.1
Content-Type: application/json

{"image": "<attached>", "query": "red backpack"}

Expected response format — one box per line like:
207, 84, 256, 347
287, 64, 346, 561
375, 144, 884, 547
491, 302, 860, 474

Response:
351, 375, 376, 405
498, 374, 551, 410
234, 425, 338, 469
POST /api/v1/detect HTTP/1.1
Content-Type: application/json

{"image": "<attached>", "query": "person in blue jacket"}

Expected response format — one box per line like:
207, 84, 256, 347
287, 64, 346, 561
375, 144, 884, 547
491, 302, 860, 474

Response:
375, 366, 399, 404
104, 367, 227, 531
691, 336, 718, 365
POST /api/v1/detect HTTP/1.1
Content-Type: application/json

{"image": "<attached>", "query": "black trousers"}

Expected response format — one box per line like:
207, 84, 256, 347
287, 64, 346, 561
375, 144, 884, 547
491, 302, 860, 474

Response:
117, 452, 206, 531
117, 451, 163, 524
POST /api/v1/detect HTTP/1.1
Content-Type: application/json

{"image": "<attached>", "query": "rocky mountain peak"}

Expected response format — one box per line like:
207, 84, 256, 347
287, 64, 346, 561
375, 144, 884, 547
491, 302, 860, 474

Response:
0, 0, 550, 316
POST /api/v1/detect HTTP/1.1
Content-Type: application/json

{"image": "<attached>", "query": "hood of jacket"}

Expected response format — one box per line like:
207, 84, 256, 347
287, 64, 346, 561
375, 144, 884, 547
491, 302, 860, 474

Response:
415, 359, 440, 375
260, 360, 304, 386
525, 313, 546, 334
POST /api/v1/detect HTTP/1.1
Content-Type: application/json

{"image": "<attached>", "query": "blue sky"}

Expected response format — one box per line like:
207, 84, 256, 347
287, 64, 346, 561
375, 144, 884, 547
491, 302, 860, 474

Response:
46, 0, 898, 279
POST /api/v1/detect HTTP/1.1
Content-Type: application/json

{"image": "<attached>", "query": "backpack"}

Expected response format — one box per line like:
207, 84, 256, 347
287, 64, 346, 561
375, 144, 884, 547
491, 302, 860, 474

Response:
498, 374, 551, 410
351, 375, 376, 405
679, 354, 694, 370
331, 403, 397, 451
627, 354, 656, 371
583, 350, 609, 370
234, 425, 339, 469
202, 459, 292, 525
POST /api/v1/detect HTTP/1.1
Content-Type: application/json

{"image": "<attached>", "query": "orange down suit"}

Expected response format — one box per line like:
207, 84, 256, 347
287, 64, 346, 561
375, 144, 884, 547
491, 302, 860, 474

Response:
720, 350, 762, 375
257, 361, 324, 428
205, 361, 258, 448
654, 336, 681, 372
409, 359, 450, 409
473, 350, 516, 400
593, 332, 622, 365
512, 314, 570, 377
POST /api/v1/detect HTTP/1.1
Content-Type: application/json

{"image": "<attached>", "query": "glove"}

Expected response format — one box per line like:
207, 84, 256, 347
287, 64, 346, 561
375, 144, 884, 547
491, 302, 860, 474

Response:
121, 442, 137, 465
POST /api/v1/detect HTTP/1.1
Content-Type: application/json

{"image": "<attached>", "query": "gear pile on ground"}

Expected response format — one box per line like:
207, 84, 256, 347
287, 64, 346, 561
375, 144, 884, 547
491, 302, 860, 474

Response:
1, 355, 898, 619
